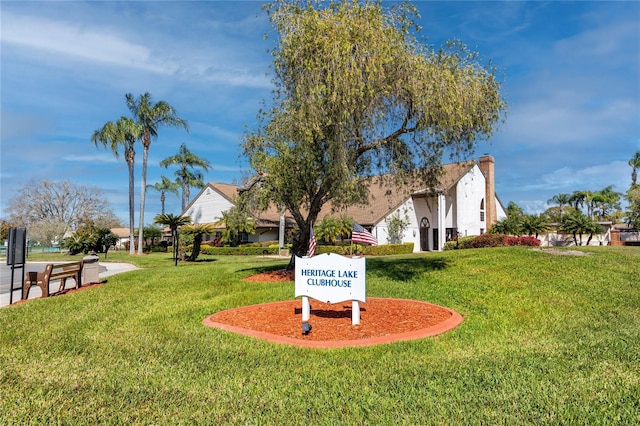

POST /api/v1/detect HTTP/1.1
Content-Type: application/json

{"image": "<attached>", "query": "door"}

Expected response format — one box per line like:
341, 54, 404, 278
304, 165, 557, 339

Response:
419, 217, 430, 251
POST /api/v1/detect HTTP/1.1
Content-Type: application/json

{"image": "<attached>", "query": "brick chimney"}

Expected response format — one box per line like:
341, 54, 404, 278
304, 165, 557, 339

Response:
479, 155, 497, 228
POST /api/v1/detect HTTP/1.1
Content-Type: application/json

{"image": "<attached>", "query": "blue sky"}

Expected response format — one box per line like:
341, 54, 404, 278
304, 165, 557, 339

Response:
1, 1, 639, 225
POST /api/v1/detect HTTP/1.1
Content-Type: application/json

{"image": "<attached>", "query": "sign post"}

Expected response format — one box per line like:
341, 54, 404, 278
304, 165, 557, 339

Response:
295, 253, 366, 326
7, 227, 27, 305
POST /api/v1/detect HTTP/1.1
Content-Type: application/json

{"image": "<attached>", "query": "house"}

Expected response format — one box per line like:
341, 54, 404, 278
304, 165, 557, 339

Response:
110, 227, 132, 250
182, 155, 506, 251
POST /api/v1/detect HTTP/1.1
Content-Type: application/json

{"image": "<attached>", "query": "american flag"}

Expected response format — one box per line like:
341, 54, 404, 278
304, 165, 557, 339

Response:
308, 226, 317, 257
352, 222, 378, 246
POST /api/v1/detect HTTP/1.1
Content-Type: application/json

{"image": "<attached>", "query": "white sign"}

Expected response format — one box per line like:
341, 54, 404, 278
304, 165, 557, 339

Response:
295, 254, 366, 303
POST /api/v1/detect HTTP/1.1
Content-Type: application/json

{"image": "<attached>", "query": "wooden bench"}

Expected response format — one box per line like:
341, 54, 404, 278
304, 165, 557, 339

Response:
23, 261, 84, 300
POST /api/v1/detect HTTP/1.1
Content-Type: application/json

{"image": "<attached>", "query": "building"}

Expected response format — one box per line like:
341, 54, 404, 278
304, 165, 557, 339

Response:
182, 155, 506, 251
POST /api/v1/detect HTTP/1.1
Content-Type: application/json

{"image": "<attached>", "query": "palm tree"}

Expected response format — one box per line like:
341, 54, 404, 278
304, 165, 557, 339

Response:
629, 151, 640, 186
216, 206, 256, 246
126, 92, 189, 255
590, 185, 621, 220
315, 216, 339, 244
568, 190, 589, 213
92, 116, 141, 255
154, 213, 191, 266
521, 214, 549, 239
160, 143, 211, 211
560, 211, 602, 246
547, 193, 571, 220
181, 223, 216, 261
180, 169, 206, 211
147, 176, 180, 215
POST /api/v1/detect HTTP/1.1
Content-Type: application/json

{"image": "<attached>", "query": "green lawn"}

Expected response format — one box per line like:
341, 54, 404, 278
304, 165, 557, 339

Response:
1, 247, 639, 424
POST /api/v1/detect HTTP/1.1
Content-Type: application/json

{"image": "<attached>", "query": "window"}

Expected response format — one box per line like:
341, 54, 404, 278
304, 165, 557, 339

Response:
480, 198, 486, 222
445, 228, 458, 242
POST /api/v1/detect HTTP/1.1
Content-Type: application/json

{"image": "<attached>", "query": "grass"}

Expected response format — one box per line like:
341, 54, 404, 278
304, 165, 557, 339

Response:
1, 247, 639, 424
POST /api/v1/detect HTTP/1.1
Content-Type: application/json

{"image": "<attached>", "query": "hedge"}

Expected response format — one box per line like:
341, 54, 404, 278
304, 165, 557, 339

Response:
444, 234, 541, 250
198, 243, 414, 256
200, 246, 279, 256
315, 242, 414, 256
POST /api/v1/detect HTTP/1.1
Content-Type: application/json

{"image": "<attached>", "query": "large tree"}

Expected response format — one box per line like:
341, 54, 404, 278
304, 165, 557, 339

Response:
160, 143, 211, 211
5, 180, 120, 242
126, 93, 189, 255
242, 0, 505, 267
92, 116, 141, 255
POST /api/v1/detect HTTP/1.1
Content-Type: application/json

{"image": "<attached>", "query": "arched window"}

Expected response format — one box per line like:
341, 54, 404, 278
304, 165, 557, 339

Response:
480, 198, 485, 222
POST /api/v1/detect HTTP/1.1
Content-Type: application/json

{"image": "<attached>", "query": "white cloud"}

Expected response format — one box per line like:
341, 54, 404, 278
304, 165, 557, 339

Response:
1, 11, 169, 74
522, 161, 631, 193
0, 10, 271, 88
64, 153, 120, 164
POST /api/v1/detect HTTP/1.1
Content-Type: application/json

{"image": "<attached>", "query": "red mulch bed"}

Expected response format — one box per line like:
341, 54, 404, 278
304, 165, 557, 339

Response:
204, 270, 463, 348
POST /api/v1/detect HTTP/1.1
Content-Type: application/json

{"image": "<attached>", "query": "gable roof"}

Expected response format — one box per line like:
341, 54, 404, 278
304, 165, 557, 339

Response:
320, 161, 476, 226
189, 160, 478, 228
110, 227, 131, 238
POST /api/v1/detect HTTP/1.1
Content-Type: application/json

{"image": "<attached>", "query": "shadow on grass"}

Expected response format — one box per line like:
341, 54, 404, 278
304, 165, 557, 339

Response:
237, 255, 449, 281
367, 256, 449, 281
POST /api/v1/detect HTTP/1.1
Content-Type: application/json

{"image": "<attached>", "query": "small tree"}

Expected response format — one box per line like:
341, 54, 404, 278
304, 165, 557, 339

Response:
154, 213, 191, 265
95, 228, 119, 258
143, 225, 163, 248
315, 216, 340, 245
62, 234, 92, 255
0, 220, 12, 242
386, 212, 410, 244
560, 212, 602, 246
625, 185, 640, 229
489, 202, 525, 236
521, 214, 549, 239
216, 200, 256, 246
181, 223, 216, 261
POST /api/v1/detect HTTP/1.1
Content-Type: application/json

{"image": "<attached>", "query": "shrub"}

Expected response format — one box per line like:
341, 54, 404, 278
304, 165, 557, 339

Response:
446, 234, 541, 250
200, 246, 279, 256
315, 243, 413, 256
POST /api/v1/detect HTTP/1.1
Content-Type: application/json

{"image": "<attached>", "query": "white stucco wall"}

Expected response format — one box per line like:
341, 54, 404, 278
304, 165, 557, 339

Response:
184, 186, 234, 224
455, 165, 488, 236
372, 164, 503, 252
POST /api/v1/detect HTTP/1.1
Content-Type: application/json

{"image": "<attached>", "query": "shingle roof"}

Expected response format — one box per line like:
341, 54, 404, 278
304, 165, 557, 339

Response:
110, 227, 131, 238
319, 161, 475, 226
196, 160, 477, 228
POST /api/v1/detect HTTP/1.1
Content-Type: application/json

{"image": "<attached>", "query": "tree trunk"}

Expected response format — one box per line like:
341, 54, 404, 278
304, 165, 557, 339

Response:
127, 152, 136, 255
188, 234, 202, 261
138, 140, 149, 255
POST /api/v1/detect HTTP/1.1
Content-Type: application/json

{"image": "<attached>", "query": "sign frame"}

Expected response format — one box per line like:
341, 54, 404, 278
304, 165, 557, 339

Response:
295, 253, 366, 325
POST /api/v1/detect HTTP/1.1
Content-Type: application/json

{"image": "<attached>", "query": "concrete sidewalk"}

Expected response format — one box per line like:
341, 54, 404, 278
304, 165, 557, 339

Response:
1, 262, 139, 308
